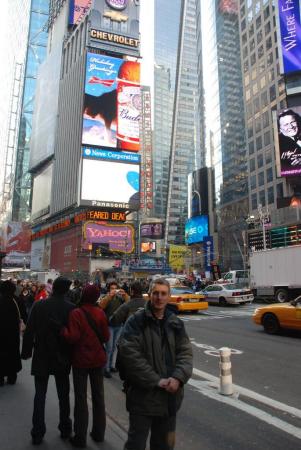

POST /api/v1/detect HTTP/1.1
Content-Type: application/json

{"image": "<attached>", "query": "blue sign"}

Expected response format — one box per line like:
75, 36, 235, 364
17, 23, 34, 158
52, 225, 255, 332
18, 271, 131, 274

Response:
203, 236, 214, 271
82, 147, 140, 163
278, 0, 301, 74
185, 216, 209, 245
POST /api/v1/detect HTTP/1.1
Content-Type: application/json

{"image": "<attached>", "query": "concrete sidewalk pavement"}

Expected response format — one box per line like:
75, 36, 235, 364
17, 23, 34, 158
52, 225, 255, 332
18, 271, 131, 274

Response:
0, 360, 126, 450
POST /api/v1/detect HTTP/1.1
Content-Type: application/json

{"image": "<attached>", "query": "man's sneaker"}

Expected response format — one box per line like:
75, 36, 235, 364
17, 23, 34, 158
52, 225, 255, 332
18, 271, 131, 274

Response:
69, 436, 86, 448
32, 436, 43, 445
104, 369, 112, 378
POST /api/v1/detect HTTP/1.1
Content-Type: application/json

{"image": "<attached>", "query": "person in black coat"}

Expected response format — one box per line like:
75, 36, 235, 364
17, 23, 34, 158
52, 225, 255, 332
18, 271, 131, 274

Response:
21, 277, 76, 446
0, 280, 22, 386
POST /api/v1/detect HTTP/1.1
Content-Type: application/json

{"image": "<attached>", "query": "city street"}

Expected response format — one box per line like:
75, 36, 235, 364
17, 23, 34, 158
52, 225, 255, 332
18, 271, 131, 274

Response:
104, 303, 301, 450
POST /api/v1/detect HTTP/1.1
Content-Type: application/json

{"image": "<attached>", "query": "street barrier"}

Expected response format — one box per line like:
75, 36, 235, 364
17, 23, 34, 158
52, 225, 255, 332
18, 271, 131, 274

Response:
219, 347, 234, 396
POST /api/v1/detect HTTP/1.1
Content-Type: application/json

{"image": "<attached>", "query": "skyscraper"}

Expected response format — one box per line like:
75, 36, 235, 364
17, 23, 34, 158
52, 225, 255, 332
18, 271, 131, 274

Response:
11, 0, 49, 221
165, 0, 202, 245
200, 0, 248, 269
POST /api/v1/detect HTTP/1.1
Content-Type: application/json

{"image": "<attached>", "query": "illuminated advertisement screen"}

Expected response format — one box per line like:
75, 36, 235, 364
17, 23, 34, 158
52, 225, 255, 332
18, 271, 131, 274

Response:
141, 242, 156, 253
82, 52, 140, 152
80, 147, 140, 210
69, 0, 92, 26
185, 216, 209, 245
140, 223, 164, 239
274, 106, 301, 177
277, 0, 301, 74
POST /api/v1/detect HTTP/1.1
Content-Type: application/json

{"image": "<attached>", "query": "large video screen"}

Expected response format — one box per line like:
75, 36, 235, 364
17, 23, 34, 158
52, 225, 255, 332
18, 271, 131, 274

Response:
140, 223, 164, 239
274, 106, 301, 177
80, 148, 140, 210
185, 215, 209, 245
82, 52, 140, 152
277, 0, 301, 75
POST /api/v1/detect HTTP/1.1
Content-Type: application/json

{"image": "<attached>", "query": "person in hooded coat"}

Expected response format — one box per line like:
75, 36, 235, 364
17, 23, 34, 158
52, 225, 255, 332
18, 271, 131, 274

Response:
0, 280, 22, 386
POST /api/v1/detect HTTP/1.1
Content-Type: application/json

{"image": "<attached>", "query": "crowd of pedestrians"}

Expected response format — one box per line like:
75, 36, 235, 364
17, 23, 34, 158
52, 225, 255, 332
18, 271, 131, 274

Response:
0, 275, 193, 449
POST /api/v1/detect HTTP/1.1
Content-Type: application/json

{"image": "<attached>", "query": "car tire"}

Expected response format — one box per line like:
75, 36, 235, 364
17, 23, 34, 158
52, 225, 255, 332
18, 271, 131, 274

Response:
190, 310, 199, 314
275, 288, 288, 303
262, 313, 280, 334
219, 297, 227, 307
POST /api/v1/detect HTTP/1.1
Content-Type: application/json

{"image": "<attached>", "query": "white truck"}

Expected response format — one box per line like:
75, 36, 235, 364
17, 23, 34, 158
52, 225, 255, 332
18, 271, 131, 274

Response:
249, 245, 301, 302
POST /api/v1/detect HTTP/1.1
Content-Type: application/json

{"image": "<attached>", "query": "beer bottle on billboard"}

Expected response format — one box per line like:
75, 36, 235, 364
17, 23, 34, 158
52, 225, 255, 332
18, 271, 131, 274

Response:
117, 60, 140, 152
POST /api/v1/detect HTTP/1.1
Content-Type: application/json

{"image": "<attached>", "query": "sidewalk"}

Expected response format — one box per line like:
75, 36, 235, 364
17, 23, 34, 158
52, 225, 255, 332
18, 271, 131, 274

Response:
0, 360, 126, 450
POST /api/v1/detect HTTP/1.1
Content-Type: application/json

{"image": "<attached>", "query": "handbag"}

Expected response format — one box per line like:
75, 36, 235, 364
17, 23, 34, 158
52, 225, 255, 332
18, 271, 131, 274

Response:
81, 309, 106, 347
12, 298, 26, 334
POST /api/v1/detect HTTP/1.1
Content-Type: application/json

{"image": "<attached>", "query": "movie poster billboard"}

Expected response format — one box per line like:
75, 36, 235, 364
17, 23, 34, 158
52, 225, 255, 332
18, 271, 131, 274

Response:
69, 0, 92, 26
31, 236, 52, 271
80, 148, 140, 209
276, 0, 301, 75
273, 106, 301, 177
82, 52, 140, 151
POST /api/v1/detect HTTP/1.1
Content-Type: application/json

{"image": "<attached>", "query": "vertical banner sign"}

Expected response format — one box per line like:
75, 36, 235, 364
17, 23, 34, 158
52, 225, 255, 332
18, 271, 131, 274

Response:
140, 87, 153, 213
203, 236, 214, 271
277, 0, 301, 74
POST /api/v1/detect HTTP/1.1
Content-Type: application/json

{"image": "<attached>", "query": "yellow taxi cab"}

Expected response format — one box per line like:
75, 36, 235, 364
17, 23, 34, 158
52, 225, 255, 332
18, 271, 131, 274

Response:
144, 286, 208, 313
253, 297, 301, 334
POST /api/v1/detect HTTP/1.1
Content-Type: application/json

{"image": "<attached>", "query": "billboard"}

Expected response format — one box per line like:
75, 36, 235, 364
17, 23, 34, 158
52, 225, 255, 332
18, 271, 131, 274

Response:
31, 236, 51, 271
31, 163, 53, 220
80, 148, 140, 209
140, 223, 164, 239
188, 168, 210, 218
69, 0, 92, 26
203, 236, 214, 271
2, 222, 31, 266
273, 106, 301, 176
277, 0, 301, 75
141, 242, 156, 253
169, 245, 191, 271
185, 216, 209, 245
89, 0, 140, 56
83, 222, 135, 253
82, 53, 140, 151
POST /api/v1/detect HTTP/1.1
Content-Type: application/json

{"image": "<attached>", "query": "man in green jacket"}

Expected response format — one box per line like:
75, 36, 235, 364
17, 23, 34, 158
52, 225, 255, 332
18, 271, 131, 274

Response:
118, 278, 193, 450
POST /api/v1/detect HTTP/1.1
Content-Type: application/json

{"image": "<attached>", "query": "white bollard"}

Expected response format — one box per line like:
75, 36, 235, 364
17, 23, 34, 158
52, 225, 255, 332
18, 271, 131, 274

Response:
219, 347, 234, 396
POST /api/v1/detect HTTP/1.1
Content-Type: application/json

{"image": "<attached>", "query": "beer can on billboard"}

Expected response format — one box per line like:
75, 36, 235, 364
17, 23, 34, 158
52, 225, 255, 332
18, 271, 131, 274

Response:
117, 61, 141, 151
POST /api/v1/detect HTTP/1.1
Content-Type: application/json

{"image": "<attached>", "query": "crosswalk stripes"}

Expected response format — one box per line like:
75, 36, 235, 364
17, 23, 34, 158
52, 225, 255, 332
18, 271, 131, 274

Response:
180, 305, 257, 321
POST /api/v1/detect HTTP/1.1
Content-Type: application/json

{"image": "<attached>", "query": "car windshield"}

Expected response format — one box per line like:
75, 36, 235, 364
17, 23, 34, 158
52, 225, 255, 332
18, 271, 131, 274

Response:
171, 287, 194, 294
223, 284, 243, 290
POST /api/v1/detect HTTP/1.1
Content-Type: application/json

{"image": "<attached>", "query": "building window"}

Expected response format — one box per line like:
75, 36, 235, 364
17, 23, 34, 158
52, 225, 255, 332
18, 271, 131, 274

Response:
255, 117, 261, 133
261, 91, 268, 107
256, 16, 261, 29
251, 53, 256, 66
267, 52, 273, 66
249, 140, 255, 154
263, 111, 269, 128
256, 136, 263, 152
257, 30, 263, 44
268, 186, 274, 204
251, 193, 257, 210
250, 174, 256, 190
266, 36, 272, 51
258, 45, 264, 59
270, 85, 276, 102
257, 153, 263, 168
266, 167, 273, 182
258, 172, 265, 186
248, 124, 253, 138
250, 158, 255, 172
264, 130, 271, 146
254, 97, 260, 113
277, 183, 284, 198
259, 190, 266, 206
264, 6, 270, 20
265, 149, 272, 164
265, 21, 271, 35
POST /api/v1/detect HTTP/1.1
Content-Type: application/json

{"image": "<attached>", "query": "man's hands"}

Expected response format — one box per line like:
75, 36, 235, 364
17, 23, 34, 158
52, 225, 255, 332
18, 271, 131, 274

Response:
158, 377, 180, 393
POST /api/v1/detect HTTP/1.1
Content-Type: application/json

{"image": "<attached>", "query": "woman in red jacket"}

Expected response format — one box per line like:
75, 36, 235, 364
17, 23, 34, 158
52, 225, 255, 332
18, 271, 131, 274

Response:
61, 284, 110, 448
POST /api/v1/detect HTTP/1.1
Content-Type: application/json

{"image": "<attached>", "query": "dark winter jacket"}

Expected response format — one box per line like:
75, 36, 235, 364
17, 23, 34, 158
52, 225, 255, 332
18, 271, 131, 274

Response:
118, 301, 193, 417
0, 294, 22, 376
61, 304, 110, 369
21, 294, 75, 376
110, 296, 146, 326
99, 292, 129, 320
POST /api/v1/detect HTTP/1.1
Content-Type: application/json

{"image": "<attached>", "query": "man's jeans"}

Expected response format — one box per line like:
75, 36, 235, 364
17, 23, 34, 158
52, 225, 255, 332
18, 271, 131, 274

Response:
105, 326, 122, 370
124, 414, 176, 450
31, 374, 72, 438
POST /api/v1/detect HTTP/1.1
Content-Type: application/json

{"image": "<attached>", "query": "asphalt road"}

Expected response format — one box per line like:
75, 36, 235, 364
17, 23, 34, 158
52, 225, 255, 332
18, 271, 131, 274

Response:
105, 303, 301, 450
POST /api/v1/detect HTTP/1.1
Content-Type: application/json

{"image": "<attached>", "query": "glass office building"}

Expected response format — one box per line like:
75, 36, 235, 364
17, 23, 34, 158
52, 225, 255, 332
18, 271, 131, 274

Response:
12, 0, 49, 221
165, 0, 201, 244
201, 0, 248, 269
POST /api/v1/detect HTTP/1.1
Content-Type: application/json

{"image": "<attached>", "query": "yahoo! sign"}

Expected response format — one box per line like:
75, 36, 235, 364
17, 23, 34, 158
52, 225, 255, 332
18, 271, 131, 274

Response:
278, 0, 301, 74
83, 222, 134, 253
105, 0, 128, 10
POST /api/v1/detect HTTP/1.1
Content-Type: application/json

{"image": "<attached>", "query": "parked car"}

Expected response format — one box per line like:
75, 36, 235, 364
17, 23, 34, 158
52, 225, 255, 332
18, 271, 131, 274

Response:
200, 283, 254, 306
220, 270, 250, 286
143, 286, 208, 313
252, 297, 301, 334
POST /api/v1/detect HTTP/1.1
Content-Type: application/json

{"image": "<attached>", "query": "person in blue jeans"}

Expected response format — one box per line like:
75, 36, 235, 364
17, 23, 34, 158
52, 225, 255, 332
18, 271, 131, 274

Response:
99, 281, 129, 378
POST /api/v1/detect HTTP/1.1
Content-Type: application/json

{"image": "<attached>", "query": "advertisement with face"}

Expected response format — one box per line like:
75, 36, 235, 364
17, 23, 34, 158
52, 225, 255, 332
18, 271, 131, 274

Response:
140, 223, 164, 239
141, 242, 156, 253
80, 148, 140, 209
185, 216, 209, 245
82, 52, 140, 151
69, 0, 92, 26
83, 222, 134, 253
274, 107, 301, 176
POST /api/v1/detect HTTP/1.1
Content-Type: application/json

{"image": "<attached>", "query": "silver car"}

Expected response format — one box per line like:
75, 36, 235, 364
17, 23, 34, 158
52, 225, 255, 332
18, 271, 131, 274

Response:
201, 283, 254, 306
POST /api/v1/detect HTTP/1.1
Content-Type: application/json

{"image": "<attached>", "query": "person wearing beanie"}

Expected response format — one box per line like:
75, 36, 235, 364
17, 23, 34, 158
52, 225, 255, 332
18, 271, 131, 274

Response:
21, 276, 75, 446
61, 284, 110, 448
